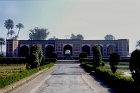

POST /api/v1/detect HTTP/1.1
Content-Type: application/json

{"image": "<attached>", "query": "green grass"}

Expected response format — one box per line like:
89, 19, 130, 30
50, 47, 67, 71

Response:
0, 64, 26, 78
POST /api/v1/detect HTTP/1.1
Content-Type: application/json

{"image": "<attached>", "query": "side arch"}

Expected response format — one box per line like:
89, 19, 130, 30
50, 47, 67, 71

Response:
107, 45, 115, 56
82, 45, 90, 55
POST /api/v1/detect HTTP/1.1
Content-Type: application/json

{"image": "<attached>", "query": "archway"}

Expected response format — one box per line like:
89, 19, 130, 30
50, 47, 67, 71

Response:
107, 45, 115, 56
45, 45, 54, 56
82, 45, 90, 55
20, 45, 29, 57
64, 45, 72, 55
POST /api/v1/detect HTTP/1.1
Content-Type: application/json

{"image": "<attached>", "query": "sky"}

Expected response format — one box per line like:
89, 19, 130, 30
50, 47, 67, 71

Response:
0, 0, 140, 53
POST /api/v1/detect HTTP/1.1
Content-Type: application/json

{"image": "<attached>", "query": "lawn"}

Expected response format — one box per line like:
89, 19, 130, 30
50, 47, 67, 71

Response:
0, 64, 26, 78
103, 62, 131, 76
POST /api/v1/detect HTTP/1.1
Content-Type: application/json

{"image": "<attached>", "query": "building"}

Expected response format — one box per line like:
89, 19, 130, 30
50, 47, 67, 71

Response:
6, 39, 129, 58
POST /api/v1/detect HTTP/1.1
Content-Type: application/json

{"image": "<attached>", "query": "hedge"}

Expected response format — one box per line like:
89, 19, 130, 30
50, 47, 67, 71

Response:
0, 58, 25, 64
81, 62, 134, 93
0, 62, 54, 88
45, 58, 57, 63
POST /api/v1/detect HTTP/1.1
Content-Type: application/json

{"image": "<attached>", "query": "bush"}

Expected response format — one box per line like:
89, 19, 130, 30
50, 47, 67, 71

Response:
0, 54, 4, 57
79, 52, 88, 58
27, 44, 43, 69
92, 45, 102, 68
130, 49, 140, 90
45, 58, 57, 63
109, 53, 120, 73
0, 58, 25, 64
40, 56, 46, 66
48, 52, 58, 59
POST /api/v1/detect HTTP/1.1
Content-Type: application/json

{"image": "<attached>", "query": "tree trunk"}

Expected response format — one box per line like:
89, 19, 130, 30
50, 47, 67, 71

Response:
0, 45, 2, 54
17, 29, 20, 37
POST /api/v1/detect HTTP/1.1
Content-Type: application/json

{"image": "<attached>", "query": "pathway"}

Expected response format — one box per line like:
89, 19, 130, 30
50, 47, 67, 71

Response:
10, 64, 118, 93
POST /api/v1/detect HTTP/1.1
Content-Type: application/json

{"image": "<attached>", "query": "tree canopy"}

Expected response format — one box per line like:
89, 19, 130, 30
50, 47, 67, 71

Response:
70, 33, 84, 40
48, 36, 59, 40
104, 34, 115, 40
29, 27, 49, 40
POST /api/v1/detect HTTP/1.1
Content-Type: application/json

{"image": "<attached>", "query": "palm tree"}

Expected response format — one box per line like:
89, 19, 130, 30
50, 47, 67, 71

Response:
4, 19, 14, 37
9, 30, 15, 38
16, 23, 24, 38
0, 38, 5, 54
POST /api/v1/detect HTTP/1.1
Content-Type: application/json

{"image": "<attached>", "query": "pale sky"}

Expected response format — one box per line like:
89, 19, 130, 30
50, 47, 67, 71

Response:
0, 0, 140, 53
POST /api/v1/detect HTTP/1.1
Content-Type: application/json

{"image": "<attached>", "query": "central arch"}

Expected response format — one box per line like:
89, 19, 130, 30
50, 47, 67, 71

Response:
64, 45, 72, 55
82, 45, 90, 55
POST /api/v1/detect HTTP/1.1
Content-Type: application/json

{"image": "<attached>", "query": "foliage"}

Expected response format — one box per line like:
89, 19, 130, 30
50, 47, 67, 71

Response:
92, 45, 102, 68
0, 38, 5, 54
104, 34, 115, 40
27, 44, 43, 69
136, 40, 140, 49
109, 53, 120, 73
79, 52, 88, 58
0, 54, 4, 57
9, 30, 15, 38
29, 27, 49, 40
4, 19, 14, 37
81, 62, 134, 93
130, 49, 140, 88
70, 33, 84, 40
45, 58, 57, 63
40, 56, 46, 66
0, 63, 54, 89
48, 36, 59, 40
48, 52, 58, 59
0, 58, 25, 64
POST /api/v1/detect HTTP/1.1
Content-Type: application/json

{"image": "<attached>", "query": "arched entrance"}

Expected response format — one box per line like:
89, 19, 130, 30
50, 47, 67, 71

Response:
64, 45, 72, 55
20, 45, 29, 57
107, 45, 115, 56
45, 45, 54, 56
82, 45, 90, 55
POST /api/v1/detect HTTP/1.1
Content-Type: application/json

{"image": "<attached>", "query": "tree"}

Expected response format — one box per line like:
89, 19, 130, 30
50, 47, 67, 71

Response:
4, 19, 14, 37
16, 23, 24, 39
136, 40, 140, 49
29, 27, 49, 40
0, 38, 5, 54
130, 49, 140, 89
104, 34, 115, 40
109, 53, 120, 73
92, 45, 102, 68
9, 30, 15, 38
70, 33, 84, 40
48, 36, 59, 40
27, 44, 43, 69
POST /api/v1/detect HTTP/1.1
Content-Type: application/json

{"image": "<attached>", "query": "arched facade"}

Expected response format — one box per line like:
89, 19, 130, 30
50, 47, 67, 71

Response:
6, 39, 129, 58
20, 45, 29, 57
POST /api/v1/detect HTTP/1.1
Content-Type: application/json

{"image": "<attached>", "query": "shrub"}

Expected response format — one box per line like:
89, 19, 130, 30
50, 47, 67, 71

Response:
0, 58, 25, 64
79, 52, 88, 58
27, 44, 43, 69
130, 49, 140, 90
48, 52, 58, 59
45, 58, 57, 63
92, 45, 102, 68
0, 54, 4, 57
40, 56, 46, 66
109, 53, 120, 73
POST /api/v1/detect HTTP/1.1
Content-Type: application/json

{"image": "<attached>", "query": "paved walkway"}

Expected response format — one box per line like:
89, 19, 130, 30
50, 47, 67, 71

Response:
10, 64, 118, 93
